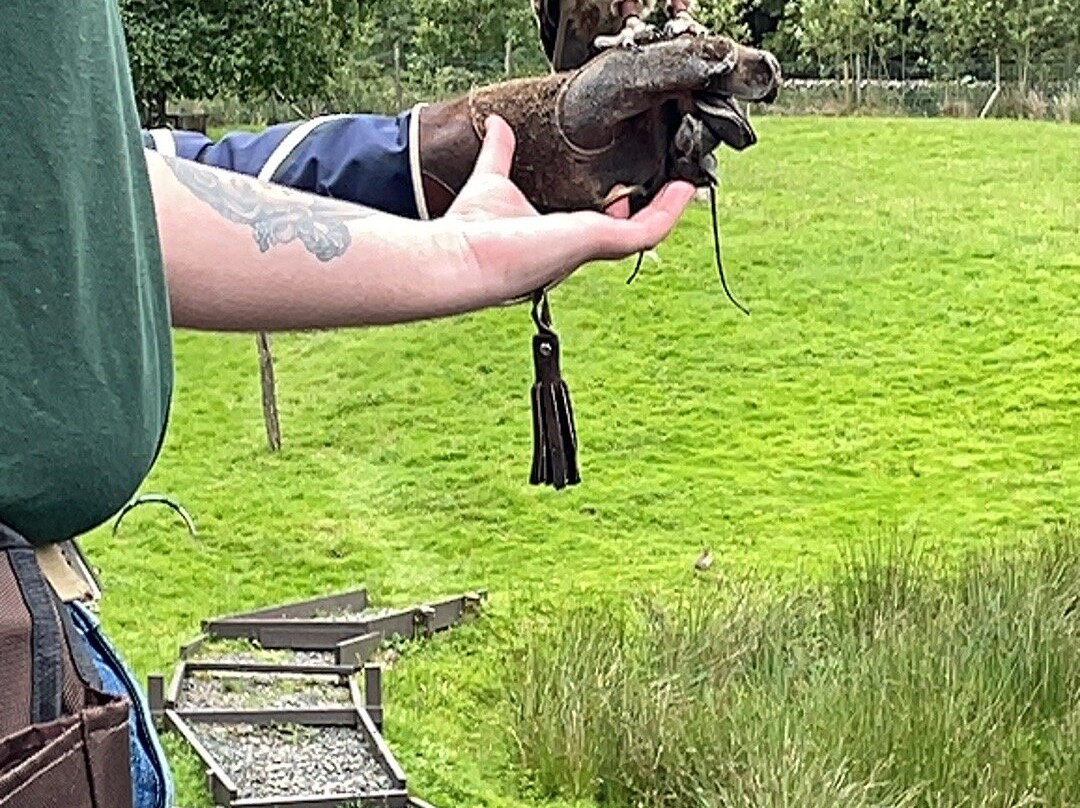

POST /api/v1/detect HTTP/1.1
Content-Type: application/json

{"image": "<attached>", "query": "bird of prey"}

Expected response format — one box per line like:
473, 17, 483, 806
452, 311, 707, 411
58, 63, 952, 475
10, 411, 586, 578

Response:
531, 0, 709, 72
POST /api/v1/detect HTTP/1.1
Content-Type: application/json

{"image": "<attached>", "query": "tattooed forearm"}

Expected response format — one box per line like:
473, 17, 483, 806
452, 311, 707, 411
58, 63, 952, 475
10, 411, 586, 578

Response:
161, 155, 377, 262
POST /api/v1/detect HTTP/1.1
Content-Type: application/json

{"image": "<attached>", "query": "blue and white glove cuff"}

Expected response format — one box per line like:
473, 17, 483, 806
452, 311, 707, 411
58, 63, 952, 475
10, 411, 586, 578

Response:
144, 104, 431, 221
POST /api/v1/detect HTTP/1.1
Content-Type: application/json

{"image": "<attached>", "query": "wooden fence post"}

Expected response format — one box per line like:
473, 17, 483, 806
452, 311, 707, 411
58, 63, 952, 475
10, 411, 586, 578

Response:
843, 59, 852, 110
256, 332, 282, 451
979, 53, 1002, 119
855, 53, 863, 107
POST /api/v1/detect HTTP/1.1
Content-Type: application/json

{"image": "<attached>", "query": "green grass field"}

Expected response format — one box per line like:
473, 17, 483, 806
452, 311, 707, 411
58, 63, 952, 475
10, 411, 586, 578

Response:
82, 116, 1079, 807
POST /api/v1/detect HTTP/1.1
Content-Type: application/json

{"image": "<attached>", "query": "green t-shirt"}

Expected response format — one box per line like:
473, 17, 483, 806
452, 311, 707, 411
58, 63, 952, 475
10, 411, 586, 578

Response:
0, 0, 173, 545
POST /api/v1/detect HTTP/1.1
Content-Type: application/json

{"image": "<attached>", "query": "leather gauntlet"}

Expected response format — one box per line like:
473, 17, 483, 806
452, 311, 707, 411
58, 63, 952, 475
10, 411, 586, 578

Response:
414, 35, 781, 219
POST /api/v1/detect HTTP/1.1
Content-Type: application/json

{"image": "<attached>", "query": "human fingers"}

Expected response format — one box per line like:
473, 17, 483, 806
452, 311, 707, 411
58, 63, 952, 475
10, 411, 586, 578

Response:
604, 197, 632, 220
602, 185, 633, 220
632, 181, 695, 225
471, 115, 516, 178
607, 181, 696, 253
601, 179, 693, 230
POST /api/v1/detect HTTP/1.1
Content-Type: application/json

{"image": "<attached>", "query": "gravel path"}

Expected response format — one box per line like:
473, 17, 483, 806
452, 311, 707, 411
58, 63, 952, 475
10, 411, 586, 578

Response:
189, 641, 336, 667
178, 673, 351, 711
309, 606, 401, 622
194, 723, 395, 798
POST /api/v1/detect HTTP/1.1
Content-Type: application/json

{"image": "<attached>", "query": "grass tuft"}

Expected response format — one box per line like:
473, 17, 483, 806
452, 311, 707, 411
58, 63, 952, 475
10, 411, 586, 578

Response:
506, 527, 1080, 808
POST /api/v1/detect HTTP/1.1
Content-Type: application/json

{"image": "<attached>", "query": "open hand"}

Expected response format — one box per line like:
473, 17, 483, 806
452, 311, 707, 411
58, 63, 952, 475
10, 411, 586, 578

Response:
443, 115, 695, 304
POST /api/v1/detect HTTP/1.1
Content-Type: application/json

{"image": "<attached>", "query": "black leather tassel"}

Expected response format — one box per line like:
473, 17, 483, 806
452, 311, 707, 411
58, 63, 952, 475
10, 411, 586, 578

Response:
529, 290, 581, 490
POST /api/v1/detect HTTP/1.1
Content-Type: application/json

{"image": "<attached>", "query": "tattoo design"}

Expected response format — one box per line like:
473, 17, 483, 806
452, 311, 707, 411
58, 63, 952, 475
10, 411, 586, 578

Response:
163, 155, 375, 262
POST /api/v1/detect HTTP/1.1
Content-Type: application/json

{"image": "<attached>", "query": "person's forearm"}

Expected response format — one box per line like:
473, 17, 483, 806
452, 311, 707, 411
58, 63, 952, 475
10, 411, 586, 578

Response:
145, 148, 491, 331
145, 116, 692, 332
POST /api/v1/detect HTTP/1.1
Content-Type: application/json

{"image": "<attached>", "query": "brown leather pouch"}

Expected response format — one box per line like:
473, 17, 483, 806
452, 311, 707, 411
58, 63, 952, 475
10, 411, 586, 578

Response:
0, 524, 133, 808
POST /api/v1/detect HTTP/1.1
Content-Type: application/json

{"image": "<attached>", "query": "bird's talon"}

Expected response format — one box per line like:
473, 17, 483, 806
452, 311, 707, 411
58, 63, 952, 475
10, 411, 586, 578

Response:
593, 18, 660, 51
663, 12, 709, 39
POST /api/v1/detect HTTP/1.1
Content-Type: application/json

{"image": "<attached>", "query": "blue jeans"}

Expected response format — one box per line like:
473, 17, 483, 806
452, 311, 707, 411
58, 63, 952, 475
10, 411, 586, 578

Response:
66, 602, 175, 808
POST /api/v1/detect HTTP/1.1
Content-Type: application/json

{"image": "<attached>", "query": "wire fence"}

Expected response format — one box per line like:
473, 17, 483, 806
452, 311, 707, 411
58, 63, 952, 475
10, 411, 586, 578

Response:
755, 76, 1079, 122
170, 44, 1079, 130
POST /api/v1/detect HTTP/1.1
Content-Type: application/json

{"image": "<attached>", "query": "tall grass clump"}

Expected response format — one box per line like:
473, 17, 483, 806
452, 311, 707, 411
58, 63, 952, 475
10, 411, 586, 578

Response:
506, 527, 1080, 808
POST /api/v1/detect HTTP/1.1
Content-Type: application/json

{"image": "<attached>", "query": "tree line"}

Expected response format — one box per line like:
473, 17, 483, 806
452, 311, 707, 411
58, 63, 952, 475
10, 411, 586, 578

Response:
120, 0, 1078, 123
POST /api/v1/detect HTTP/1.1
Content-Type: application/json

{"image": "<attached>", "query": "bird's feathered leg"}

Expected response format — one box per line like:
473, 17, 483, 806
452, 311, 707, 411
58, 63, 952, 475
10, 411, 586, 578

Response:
593, 0, 661, 51
663, 0, 709, 38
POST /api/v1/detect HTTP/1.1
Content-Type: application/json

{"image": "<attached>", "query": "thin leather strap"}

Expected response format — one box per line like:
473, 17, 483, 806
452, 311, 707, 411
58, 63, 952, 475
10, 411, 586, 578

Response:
3, 526, 64, 724
54, 589, 103, 691
6, 546, 63, 721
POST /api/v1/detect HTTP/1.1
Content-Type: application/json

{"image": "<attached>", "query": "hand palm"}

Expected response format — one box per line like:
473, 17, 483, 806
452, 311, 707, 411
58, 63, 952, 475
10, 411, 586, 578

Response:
446, 172, 539, 223
440, 116, 693, 304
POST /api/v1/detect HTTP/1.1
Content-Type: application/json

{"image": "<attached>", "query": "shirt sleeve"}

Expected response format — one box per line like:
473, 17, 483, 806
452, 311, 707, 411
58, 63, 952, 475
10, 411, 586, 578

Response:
142, 104, 431, 221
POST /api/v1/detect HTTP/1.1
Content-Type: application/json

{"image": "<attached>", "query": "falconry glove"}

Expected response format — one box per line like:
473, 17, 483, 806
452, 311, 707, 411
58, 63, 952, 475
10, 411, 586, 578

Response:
414, 35, 780, 218
414, 34, 780, 490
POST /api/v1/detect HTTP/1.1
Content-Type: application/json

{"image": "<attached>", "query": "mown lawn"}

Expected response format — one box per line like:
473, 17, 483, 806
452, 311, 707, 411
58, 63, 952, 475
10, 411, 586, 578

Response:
82, 116, 1079, 807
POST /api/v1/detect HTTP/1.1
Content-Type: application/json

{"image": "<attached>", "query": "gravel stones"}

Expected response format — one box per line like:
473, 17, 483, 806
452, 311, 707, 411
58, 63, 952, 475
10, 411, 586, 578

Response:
167, 590, 485, 805
193, 722, 395, 799
203, 648, 335, 666
177, 673, 351, 711
310, 606, 401, 622
172, 638, 398, 801
188, 640, 336, 668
